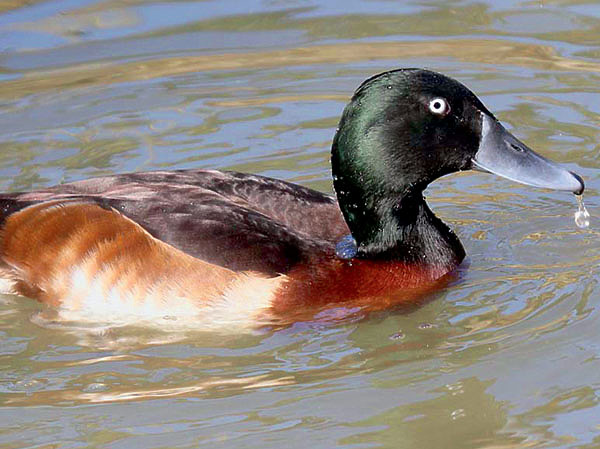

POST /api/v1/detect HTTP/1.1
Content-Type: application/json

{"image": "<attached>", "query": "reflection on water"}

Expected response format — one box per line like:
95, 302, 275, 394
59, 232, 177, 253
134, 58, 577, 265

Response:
1, 0, 600, 448
3, 40, 600, 100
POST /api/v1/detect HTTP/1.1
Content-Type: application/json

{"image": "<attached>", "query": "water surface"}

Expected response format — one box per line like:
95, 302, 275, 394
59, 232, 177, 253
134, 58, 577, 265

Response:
1, 1, 600, 448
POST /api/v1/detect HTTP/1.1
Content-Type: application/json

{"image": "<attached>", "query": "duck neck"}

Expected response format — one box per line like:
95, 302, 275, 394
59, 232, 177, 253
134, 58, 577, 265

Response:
332, 161, 465, 273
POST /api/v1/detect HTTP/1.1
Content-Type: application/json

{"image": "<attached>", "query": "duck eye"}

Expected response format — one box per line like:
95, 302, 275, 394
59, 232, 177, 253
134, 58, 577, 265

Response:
428, 98, 450, 116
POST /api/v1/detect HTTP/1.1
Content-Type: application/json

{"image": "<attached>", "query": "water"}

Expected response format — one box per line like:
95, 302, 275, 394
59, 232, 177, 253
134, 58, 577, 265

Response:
1, 1, 600, 448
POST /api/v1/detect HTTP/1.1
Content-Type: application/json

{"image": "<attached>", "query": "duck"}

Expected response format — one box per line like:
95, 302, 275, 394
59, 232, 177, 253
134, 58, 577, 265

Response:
0, 69, 584, 327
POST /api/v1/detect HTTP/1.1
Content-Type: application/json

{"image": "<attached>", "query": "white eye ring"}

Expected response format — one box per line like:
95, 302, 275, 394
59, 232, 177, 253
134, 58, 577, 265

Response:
428, 97, 450, 115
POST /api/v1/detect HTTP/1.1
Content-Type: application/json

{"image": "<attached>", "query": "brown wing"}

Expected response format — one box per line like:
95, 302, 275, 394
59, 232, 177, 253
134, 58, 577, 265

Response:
0, 170, 349, 275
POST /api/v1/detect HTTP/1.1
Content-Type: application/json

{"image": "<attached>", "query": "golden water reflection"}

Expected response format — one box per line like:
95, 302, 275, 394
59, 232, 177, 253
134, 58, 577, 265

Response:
3, 39, 600, 100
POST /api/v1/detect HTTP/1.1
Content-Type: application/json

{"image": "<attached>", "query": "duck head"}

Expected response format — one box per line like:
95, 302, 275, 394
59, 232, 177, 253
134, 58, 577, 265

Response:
331, 69, 584, 268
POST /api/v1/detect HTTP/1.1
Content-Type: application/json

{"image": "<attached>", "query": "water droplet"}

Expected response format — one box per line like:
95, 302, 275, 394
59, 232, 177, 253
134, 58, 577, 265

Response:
446, 382, 465, 395
574, 194, 590, 229
389, 331, 405, 340
83, 382, 109, 393
13, 379, 44, 392
451, 408, 466, 420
